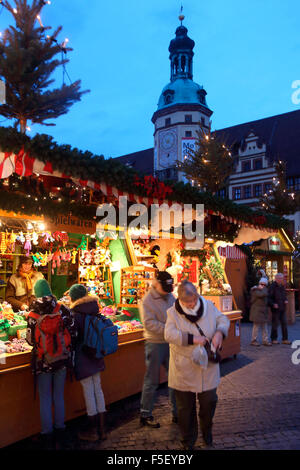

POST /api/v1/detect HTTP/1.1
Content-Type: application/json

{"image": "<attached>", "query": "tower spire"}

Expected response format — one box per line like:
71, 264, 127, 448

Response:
168, 15, 195, 82
179, 5, 185, 25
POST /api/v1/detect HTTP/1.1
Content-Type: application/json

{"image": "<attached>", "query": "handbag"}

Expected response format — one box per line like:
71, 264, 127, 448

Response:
194, 323, 222, 364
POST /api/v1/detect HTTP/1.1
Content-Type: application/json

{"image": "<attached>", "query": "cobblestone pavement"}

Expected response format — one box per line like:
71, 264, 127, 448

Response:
7, 317, 300, 451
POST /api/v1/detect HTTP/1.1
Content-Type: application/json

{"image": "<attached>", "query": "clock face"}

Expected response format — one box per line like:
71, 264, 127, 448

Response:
160, 131, 176, 151
159, 150, 176, 168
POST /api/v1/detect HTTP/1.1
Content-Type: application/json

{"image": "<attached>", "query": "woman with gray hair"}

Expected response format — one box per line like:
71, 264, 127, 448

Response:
164, 280, 230, 450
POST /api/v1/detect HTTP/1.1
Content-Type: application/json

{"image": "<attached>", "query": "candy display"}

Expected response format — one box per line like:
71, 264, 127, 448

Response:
0, 302, 14, 320
114, 319, 143, 334
5, 338, 32, 354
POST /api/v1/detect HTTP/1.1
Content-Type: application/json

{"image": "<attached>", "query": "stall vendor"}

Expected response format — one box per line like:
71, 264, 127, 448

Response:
5, 255, 44, 312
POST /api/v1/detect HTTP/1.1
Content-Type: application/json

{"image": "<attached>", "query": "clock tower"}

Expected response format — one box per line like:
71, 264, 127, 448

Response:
152, 14, 213, 182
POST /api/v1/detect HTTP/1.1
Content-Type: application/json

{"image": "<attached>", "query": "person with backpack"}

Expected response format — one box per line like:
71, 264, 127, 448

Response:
26, 279, 76, 450
69, 284, 108, 442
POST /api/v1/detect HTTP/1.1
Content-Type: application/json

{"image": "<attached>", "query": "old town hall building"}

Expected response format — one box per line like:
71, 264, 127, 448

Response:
115, 18, 300, 232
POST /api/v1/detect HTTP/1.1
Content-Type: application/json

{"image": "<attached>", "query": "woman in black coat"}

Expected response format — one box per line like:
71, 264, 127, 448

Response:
70, 284, 107, 442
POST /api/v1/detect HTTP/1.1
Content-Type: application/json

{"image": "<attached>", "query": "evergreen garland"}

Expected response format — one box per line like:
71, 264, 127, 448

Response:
0, 126, 288, 230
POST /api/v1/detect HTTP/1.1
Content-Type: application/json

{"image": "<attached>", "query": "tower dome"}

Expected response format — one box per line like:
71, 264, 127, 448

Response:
153, 20, 212, 115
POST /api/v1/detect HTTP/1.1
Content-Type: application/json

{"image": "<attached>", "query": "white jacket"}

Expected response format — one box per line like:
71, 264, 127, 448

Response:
164, 297, 230, 393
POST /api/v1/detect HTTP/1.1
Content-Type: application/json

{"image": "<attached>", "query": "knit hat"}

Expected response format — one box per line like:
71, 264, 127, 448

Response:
156, 271, 174, 293
34, 279, 52, 298
69, 284, 88, 301
259, 277, 268, 286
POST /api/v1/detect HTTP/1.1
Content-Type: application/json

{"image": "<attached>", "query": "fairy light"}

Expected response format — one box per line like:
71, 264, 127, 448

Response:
61, 37, 69, 50
13, 8, 17, 13
36, 15, 44, 28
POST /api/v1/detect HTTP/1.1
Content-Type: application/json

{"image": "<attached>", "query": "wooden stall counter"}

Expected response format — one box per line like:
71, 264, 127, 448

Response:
0, 330, 147, 449
220, 310, 242, 360
0, 310, 242, 448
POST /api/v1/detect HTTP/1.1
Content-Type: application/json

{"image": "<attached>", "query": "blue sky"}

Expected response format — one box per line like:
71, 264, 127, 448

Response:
0, 0, 300, 159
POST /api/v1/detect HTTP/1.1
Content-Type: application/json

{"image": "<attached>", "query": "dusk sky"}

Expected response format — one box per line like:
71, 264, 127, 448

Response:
0, 0, 299, 159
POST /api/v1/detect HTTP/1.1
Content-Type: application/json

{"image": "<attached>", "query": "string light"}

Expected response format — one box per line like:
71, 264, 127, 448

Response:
36, 14, 44, 28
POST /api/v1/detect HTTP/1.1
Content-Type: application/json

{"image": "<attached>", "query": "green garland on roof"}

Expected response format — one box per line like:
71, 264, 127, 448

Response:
0, 126, 288, 230
0, 188, 97, 220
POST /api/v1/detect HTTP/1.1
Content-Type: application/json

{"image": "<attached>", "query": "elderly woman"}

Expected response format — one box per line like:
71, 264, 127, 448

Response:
164, 280, 230, 450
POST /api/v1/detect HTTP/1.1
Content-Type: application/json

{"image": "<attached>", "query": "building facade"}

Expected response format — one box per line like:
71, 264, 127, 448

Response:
115, 19, 300, 232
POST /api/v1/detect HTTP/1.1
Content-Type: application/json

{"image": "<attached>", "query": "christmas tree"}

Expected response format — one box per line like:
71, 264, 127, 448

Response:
0, 0, 89, 132
177, 126, 234, 195
259, 160, 300, 216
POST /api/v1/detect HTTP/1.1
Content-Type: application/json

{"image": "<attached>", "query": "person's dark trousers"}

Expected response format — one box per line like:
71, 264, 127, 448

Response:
140, 342, 177, 418
175, 388, 218, 449
271, 309, 288, 341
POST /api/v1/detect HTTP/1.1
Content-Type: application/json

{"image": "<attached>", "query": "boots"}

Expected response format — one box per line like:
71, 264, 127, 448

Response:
78, 415, 99, 442
97, 412, 107, 440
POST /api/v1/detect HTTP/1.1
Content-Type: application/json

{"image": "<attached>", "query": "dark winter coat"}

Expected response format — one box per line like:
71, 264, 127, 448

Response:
268, 282, 287, 312
71, 295, 105, 381
26, 295, 76, 375
249, 286, 269, 323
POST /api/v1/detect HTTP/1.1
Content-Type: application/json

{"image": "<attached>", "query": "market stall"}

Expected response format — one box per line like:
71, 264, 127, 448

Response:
0, 129, 289, 447
248, 229, 296, 324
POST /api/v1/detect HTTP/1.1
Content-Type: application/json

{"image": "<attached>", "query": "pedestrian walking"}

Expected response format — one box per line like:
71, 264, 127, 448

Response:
139, 271, 177, 428
164, 280, 230, 450
26, 279, 76, 450
250, 277, 272, 346
268, 273, 291, 345
69, 284, 107, 442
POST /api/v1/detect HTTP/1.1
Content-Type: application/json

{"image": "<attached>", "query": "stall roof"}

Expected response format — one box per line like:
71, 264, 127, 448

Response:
0, 126, 288, 233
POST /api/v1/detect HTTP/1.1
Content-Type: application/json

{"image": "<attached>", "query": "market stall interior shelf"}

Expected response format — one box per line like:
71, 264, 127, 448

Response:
78, 243, 114, 302
0, 257, 14, 301
120, 265, 157, 308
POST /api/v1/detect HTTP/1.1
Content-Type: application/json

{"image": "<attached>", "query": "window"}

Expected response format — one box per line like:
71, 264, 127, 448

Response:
244, 185, 252, 199
287, 177, 294, 189
253, 159, 262, 170
201, 117, 205, 127
185, 131, 192, 137
185, 115, 192, 123
165, 117, 171, 126
218, 188, 226, 199
242, 161, 251, 172
233, 187, 241, 200
264, 182, 273, 194
254, 184, 262, 197
295, 177, 300, 190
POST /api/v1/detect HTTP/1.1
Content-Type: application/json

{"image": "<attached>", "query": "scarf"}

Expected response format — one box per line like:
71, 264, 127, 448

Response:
179, 298, 200, 316
19, 269, 34, 292
175, 297, 204, 323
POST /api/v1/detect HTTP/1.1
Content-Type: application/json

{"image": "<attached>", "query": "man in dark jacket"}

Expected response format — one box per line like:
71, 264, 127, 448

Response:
139, 271, 177, 428
268, 273, 291, 345
70, 284, 107, 442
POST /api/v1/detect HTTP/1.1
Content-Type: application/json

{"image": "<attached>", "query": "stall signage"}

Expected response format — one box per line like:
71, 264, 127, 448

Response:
268, 236, 281, 251
182, 138, 196, 160
46, 215, 97, 235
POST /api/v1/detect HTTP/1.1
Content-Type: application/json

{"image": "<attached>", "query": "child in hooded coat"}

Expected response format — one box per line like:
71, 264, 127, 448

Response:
69, 284, 107, 442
